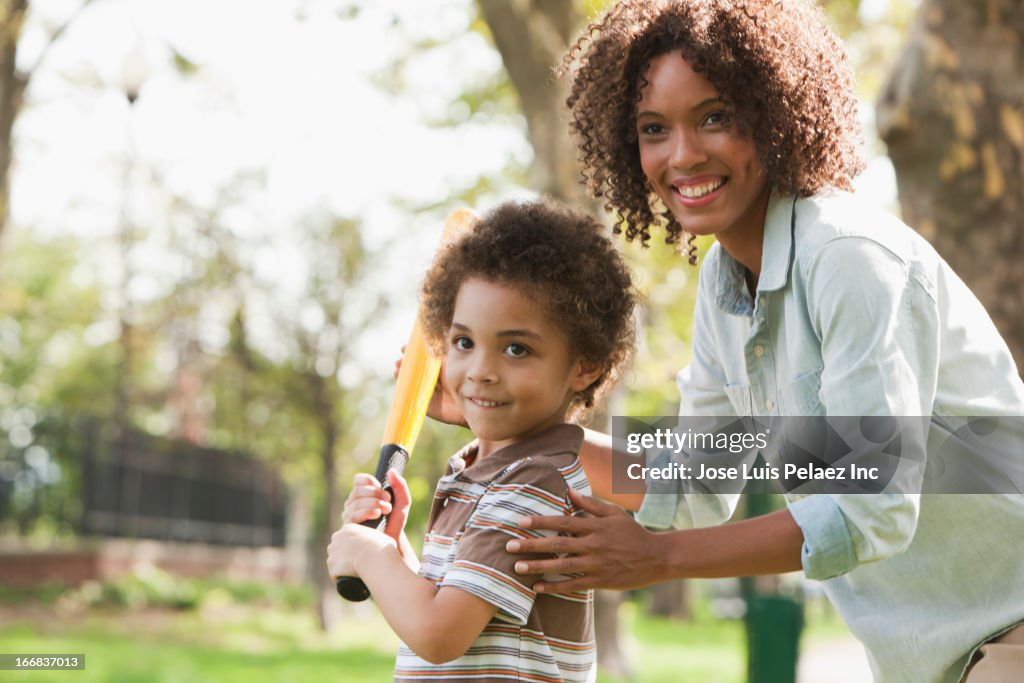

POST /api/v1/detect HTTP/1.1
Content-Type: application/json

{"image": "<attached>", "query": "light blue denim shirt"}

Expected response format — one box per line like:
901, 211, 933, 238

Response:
636, 188, 1024, 682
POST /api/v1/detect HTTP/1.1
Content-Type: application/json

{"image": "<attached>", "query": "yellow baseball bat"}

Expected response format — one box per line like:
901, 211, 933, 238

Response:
336, 208, 477, 602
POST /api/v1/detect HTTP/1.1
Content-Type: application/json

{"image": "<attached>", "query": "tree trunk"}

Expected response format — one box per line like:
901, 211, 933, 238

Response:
0, 0, 93, 264
648, 578, 692, 620
311, 373, 341, 631
594, 589, 634, 679
876, 0, 1024, 367
0, 0, 27, 252
475, 0, 590, 205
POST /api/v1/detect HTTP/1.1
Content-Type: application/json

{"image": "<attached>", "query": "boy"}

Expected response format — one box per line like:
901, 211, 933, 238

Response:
326, 199, 637, 682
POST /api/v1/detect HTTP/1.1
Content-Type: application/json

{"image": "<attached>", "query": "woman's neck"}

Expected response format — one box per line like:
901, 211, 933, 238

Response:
716, 184, 771, 295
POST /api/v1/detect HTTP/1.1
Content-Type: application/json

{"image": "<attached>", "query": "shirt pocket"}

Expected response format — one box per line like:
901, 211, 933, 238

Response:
780, 367, 824, 415
723, 382, 753, 417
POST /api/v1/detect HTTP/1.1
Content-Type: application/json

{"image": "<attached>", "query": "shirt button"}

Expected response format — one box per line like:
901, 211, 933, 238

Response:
753, 344, 765, 358
765, 399, 775, 411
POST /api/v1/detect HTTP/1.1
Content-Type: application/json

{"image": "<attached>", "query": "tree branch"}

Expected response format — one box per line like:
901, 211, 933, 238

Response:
21, 0, 96, 89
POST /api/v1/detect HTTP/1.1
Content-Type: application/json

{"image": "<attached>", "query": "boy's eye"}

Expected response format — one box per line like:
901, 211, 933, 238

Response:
504, 343, 530, 358
452, 336, 473, 351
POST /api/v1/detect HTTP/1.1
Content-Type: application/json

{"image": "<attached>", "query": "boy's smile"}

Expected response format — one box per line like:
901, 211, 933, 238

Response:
445, 278, 600, 459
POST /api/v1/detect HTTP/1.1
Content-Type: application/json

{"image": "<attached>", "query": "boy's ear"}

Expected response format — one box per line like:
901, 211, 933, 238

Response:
570, 361, 604, 393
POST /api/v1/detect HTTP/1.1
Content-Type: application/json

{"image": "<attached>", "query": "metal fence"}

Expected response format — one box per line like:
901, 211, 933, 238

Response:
1, 417, 288, 548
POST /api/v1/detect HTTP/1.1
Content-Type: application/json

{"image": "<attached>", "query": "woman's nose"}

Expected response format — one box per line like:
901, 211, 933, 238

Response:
669, 129, 708, 170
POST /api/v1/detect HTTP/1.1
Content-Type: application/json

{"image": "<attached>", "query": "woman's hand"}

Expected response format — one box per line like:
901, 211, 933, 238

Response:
395, 347, 467, 428
505, 489, 670, 592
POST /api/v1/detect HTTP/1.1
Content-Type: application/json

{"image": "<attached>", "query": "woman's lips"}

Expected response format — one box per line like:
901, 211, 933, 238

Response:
672, 178, 728, 208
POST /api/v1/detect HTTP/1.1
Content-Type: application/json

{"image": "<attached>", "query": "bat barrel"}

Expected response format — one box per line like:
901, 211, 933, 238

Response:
335, 444, 411, 601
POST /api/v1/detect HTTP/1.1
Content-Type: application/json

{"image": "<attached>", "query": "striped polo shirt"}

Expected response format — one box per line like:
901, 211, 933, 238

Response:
394, 423, 595, 683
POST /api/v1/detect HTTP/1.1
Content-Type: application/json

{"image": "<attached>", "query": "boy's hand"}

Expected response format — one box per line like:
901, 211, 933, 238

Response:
395, 347, 467, 428
327, 523, 398, 579
342, 470, 412, 547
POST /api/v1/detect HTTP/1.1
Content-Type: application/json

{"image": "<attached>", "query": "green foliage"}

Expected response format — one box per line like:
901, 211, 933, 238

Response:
201, 211, 390, 495
0, 413, 94, 539
819, 0, 920, 101
0, 233, 116, 537
618, 236, 712, 416
76, 573, 199, 611
0, 581, 68, 605
200, 578, 313, 610
0, 233, 113, 413
440, 76, 521, 127
2, 572, 317, 613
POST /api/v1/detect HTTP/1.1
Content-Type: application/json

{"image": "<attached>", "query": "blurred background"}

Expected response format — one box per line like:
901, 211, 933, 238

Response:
1, 0, 1021, 681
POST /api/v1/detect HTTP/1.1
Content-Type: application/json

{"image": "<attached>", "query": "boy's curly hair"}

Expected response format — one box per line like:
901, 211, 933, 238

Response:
421, 199, 637, 420
562, 0, 865, 254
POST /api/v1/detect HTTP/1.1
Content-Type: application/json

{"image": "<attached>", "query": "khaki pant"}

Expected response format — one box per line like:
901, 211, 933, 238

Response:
963, 624, 1024, 683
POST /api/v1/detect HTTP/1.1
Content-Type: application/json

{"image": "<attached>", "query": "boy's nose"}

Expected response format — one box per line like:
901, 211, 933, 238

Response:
467, 355, 499, 384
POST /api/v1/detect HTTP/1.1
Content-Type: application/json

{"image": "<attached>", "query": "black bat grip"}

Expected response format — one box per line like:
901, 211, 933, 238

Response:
336, 444, 410, 601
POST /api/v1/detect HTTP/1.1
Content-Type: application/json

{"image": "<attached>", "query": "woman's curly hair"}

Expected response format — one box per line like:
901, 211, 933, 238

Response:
562, 0, 865, 255
421, 199, 637, 420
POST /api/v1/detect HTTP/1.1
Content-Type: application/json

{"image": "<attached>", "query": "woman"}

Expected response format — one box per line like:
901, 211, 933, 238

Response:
485, 2, 1024, 682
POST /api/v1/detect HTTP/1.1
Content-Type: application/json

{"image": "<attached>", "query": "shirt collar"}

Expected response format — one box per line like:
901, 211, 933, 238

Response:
446, 423, 584, 483
715, 188, 796, 316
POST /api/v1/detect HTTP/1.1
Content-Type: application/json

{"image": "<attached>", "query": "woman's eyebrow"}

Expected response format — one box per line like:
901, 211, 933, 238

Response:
636, 96, 726, 119
694, 96, 726, 109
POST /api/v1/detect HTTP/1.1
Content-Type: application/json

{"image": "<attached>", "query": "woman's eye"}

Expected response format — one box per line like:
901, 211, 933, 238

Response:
504, 343, 530, 358
452, 336, 473, 351
639, 123, 666, 136
704, 110, 732, 127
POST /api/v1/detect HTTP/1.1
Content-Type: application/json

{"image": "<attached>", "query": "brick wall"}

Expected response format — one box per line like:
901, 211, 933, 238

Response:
0, 539, 302, 588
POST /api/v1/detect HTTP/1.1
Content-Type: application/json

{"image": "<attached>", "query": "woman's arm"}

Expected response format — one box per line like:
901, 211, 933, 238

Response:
506, 489, 802, 592
577, 428, 645, 512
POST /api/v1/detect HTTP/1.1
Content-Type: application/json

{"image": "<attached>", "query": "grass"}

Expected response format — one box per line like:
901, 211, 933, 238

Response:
0, 591, 853, 683
0, 603, 399, 683
601, 603, 746, 683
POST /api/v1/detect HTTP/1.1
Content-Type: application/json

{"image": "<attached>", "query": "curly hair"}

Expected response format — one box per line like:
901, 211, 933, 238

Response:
562, 0, 865, 254
421, 199, 637, 419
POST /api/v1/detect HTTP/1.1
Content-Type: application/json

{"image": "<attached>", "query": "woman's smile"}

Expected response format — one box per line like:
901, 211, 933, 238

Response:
672, 175, 728, 206
636, 52, 769, 267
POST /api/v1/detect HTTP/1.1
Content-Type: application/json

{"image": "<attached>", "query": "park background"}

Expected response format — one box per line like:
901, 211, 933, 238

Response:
0, 0, 1020, 681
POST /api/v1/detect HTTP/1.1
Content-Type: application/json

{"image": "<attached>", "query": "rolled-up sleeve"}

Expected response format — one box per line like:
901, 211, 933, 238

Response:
789, 494, 920, 580
791, 237, 939, 577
